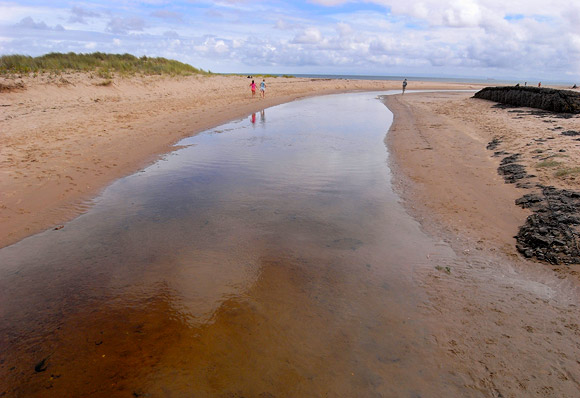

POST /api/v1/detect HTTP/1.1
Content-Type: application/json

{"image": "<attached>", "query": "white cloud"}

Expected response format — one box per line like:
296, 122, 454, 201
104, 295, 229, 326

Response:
336, 22, 353, 36
293, 27, 323, 44
194, 36, 231, 55
1, 0, 578, 81
441, 0, 482, 27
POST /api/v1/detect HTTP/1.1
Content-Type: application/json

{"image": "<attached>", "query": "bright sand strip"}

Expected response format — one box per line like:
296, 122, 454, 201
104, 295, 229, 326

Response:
0, 74, 483, 248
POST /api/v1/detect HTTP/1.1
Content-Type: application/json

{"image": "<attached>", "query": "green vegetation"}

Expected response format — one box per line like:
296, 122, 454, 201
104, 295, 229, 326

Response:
0, 52, 209, 76
535, 159, 562, 168
555, 167, 580, 177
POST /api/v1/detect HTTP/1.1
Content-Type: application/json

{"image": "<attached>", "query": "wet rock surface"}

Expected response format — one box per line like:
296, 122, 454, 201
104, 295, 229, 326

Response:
487, 138, 580, 265
495, 152, 534, 184
561, 130, 580, 136
515, 186, 580, 265
475, 86, 580, 114
486, 137, 501, 150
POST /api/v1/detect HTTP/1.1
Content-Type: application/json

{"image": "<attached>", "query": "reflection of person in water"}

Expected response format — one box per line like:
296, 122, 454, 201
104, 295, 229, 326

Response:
260, 109, 265, 123
251, 112, 256, 124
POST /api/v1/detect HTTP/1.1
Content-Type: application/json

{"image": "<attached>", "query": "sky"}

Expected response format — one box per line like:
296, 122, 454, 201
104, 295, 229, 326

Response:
1, 0, 579, 82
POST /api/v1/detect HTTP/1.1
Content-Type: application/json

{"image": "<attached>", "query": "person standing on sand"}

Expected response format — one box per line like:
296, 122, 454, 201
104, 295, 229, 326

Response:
402, 78, 408, 94
250, 80, 256, 97
260, 79, 266, 98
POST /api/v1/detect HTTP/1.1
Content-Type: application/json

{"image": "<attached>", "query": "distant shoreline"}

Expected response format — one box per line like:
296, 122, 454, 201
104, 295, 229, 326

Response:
229, 73, 575, 86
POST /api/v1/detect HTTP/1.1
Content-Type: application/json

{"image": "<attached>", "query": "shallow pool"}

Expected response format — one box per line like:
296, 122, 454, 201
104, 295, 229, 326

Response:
0, 92, 461, 397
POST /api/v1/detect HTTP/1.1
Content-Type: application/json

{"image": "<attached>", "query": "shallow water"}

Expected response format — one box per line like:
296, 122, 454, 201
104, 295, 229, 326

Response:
1, 92, 461, 396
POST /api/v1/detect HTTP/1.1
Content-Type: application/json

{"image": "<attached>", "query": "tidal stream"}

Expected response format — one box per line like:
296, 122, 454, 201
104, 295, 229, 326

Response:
1, 92, 461, 397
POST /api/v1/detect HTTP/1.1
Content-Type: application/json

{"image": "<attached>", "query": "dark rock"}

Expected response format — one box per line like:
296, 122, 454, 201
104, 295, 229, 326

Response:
500, 153, 521, 164
487, 137, 502, 150
515, 186, 580, 265
515, 182, 534, 189
492, 103, 520, 109
34, 357, 49, 372
474, 86, 580, 114
562, 130, 580, 136
498, 162, 528, 183
486, 151, 533, 184
515, 193, 543, 208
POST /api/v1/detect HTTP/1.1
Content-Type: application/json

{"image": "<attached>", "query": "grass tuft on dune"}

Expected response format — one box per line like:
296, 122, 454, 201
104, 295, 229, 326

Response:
0, 52, 210, 76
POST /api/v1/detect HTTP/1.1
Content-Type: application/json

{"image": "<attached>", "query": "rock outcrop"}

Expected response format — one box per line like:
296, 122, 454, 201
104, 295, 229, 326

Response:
474, 86, 580, 113
515, 186, 580, 265
486, 138, 580, 265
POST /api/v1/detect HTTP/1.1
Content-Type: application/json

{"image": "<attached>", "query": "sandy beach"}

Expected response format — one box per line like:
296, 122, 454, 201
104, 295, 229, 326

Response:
2, 74, 580, 396
385, 91, 580, 278
385, 91, 580, 396
0, 73, 483, 249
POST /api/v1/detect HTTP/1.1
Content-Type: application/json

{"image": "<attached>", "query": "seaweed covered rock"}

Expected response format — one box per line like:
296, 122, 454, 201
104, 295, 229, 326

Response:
515, 186, 580, 264
474, 86, 580, 114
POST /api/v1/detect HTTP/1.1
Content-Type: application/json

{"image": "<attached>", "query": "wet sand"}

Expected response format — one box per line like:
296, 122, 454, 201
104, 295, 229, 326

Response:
385, 92, 580, 278
385, 92, 580, 396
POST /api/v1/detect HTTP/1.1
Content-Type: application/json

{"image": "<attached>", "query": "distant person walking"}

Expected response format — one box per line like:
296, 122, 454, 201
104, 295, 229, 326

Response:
538, 82, 541, 87
250, 80, 257, 97
402, 78, 408, 94
260, 79, 266, 98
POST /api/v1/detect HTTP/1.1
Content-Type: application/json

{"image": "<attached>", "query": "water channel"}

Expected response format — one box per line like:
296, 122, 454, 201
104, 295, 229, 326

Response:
0, 92, 462, 396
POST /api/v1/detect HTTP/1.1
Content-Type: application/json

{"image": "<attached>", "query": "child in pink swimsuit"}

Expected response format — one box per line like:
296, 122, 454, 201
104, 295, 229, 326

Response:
250, 80, 256, 97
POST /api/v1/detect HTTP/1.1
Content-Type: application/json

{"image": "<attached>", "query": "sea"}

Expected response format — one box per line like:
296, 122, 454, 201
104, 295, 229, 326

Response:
236, 73, 576, 87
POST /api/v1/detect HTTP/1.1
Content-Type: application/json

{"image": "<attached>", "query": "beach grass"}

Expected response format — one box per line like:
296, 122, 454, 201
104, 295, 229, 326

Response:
535, 159, 562, 168
0, 52, 209, 76
555, 167, 580, 177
